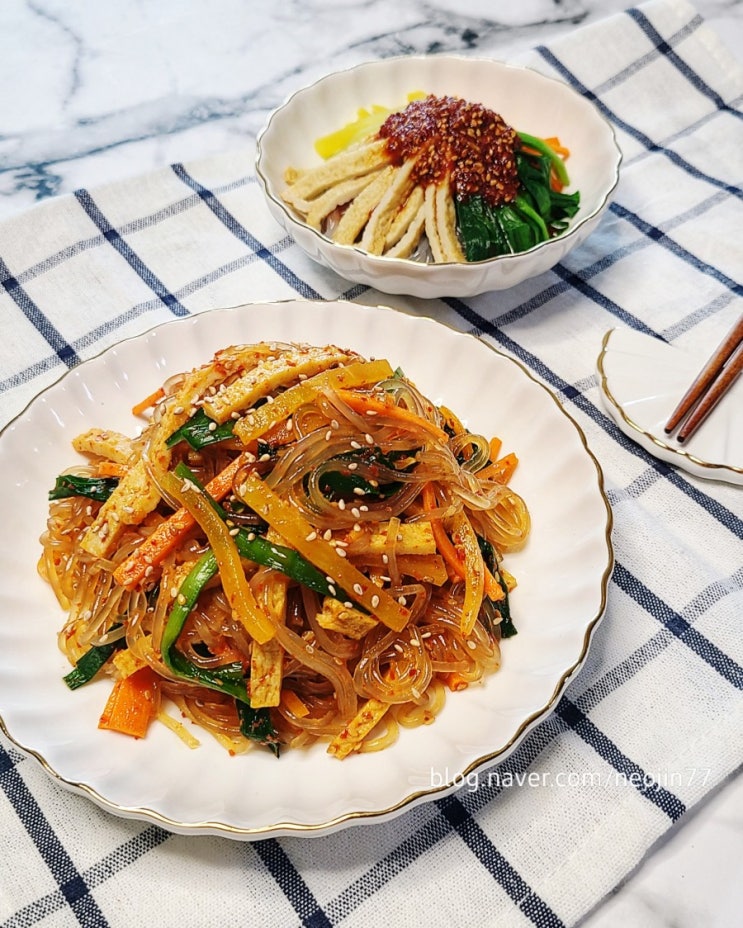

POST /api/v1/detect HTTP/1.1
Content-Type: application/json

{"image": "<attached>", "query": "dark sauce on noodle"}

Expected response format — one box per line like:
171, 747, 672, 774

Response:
378, 94, 520, 206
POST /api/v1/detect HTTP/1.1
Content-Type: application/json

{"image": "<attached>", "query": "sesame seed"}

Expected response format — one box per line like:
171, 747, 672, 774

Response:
398, 595, 407, 606
371, 594, 380, 607
328, 584, 337, 596
331, 419, 339, 430
336, 547, 347, 557
325, 430, 332, 441
306, 531, 317, 541
365, 433, 374, 445
351, 508, 361, 519
394, 643, 404, 654
467, 640, 477, 650
365, 410, 377, 417
259, 453, 271, 462
144, 565, 154, 577
351, 440, 362, 449
348, 462, 358, 470
174, 405, 185, 415
344, 601, 353, 608
208, 421, 217, 432
352, 487, 366, 496
353, 583, 364, 596
338, 499, 346, 511
177, 594, 187, 606
323, 529, 332, 541
247, 532, 256, 541
229, 527, 239, 536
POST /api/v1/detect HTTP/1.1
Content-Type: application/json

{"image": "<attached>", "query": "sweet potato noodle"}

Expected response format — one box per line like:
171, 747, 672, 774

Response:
40, 341, 530, 759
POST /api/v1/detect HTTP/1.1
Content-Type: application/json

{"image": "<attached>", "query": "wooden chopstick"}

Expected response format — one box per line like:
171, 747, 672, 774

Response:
663, 315, 743, 441
676, 340, 743, 443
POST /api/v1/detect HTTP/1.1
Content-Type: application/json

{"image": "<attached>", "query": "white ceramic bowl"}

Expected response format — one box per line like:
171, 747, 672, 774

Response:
256, 55, 622, 298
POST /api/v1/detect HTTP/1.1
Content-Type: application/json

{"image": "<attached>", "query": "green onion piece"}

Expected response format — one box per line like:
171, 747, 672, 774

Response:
172, 462, 343, 599
236, 702, 281, 757
49, 474, 119, 503
166, 408, 236, 450
63, 634, 125, 689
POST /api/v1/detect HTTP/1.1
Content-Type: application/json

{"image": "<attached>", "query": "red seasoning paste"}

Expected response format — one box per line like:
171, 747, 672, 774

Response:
378, 94, 521, 207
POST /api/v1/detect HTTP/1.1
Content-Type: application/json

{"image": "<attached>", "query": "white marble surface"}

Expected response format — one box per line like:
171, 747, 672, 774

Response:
1, 1, 742, 926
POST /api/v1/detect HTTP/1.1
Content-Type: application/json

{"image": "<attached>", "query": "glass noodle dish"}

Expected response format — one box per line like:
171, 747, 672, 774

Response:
40, 343, 530, 759
282, 92, 580, 263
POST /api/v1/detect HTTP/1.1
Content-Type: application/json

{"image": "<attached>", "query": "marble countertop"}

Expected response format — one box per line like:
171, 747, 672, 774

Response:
1, 1, 741, 925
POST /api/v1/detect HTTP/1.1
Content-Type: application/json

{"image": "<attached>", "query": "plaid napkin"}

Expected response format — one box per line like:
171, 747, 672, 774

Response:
1, 0, 742, 925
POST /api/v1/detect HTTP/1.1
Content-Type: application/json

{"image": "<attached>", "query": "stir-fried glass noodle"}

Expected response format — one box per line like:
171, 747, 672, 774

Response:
40, 342, 530, 759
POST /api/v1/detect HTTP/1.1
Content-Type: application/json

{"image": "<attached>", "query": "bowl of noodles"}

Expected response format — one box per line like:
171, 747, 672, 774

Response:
256, 55, 621, 298
0, 300, 613, 837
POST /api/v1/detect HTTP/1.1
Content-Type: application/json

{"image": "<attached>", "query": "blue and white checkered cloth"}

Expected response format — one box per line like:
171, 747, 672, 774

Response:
1, 0, 741, 925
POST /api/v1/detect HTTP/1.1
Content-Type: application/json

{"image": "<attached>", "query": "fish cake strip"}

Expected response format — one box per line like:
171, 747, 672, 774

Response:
384, 202, 426, 259
203, 344, 353, 424
304, 170, 385, 229
384, 185, 425, 248
423, 184, 445, 263
282, 138, 389, 205
360, 158, 417, 255
332, 165, 396, 246
435, 179, 465, 263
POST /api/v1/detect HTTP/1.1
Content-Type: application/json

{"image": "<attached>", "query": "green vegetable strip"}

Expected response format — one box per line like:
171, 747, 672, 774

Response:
166, 408, 235, 450
237, 702, 281, 757
517, 132, 570, 187
63, 635, 125, 689
172, 462, 343, 599
160, 554, 280, 751
477, 536, 517, 639
160, 509, 348, 697
49, 474, 119, 503
513, 194, 550, 242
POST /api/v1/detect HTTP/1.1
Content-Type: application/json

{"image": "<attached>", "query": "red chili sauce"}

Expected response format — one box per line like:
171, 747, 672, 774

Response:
378, 94, 520, 207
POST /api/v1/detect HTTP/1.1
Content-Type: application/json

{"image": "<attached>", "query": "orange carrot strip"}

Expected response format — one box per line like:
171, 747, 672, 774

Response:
280, 689, 310, 718
131, 387, 165, 418
441, 672, 469, 692
483, 566, 504, 601
96, 461, 129, 478
113, 453, 251, 589
477, 452, 518, 485
421, 483, 465, 582
488, 436, 502, 462
335, 389, 449, 443
98, 666, 160, 738
543, 136, 570, 158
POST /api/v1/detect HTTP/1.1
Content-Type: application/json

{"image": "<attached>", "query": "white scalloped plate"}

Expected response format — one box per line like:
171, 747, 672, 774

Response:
0, 301, 613, 838
256, 55, 621, 298
597, 327, 743, 485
